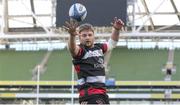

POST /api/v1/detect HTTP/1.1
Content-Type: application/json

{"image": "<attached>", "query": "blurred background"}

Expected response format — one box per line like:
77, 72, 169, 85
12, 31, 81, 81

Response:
0, 0, 180, 104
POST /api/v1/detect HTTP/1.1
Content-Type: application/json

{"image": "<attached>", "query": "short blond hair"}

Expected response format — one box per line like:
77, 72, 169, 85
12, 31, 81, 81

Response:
78, 23, 94, 33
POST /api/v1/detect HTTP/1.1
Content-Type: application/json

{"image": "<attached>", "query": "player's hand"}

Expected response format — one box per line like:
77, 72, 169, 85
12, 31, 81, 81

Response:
63, 19, 79, 36
111, 17, 124, 31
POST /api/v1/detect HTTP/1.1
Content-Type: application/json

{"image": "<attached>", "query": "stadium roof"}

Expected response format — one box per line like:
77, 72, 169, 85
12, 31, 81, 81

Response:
127, 0, 180, 32
0, 0, 180, 38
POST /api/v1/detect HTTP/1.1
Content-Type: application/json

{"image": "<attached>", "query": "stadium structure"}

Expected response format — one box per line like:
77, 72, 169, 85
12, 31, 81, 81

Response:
0, 0, 180, 104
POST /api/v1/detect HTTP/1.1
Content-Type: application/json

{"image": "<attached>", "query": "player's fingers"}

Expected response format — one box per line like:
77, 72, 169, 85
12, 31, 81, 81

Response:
70, 20, 78, 29
68, 20, 76, 29
74, 21, 79, 27
113, 17, 118, 22
70, 19, 76, 25
119, 19, 124, 24
117, 19, 124, 26
65, 21, 71, 27
69, 19, 73, 24
62, 26, 69, 31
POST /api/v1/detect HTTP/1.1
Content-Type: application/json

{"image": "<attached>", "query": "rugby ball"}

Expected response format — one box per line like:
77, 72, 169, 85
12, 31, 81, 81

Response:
69, 3, 87, 22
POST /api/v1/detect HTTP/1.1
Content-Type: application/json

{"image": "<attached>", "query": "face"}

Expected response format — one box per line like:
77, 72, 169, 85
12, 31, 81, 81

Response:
79, 29, 95, 48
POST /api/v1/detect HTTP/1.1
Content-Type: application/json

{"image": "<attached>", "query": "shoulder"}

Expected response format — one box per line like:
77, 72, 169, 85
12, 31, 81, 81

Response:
94, 43, 108, 53
72, 44, 86, 59
94, 43, 105, 47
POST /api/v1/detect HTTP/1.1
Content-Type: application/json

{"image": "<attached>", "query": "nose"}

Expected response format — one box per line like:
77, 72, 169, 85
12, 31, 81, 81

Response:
81, 33, 93, 40
84, 35, 90, 40
86, 35, 90, 39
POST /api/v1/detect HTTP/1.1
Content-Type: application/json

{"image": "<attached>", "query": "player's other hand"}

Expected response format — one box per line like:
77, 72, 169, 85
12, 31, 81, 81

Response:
111, 17, 124, 31
63, 20, 79, 36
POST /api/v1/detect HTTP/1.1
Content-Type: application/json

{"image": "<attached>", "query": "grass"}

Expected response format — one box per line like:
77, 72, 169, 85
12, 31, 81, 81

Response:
0, 48, 180, 81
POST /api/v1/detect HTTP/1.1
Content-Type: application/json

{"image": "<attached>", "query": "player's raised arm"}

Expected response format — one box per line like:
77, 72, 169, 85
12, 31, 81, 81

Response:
111, 17, 124, 41
63, 20, 80, 57
107, 17, 124, 51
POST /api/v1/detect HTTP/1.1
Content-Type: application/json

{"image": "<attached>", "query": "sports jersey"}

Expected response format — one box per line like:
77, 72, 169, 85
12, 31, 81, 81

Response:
72, 43, 108, 98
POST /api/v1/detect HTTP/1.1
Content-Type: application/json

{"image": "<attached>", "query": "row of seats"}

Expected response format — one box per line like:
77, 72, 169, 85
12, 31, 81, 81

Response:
127, 42, 180, 49
1, 42, 180, 51
2, 43, 67, 51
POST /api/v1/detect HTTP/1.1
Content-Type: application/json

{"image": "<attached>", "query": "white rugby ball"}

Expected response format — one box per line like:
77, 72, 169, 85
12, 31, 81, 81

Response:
69, 3, 87, 22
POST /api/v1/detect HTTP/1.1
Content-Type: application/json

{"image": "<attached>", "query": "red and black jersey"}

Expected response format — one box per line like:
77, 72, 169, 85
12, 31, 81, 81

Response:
72, 43, 108, 97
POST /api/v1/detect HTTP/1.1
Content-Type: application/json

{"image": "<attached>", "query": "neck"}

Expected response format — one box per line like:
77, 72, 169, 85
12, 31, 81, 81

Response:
81, 43, 94, 48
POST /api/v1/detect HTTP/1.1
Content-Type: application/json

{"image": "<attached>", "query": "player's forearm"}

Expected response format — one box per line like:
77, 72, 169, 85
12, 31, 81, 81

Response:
68, 35, 78, 56
111, 28, 120, 41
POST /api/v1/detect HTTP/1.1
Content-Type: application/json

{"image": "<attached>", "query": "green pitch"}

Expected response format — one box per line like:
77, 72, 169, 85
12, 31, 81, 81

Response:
0, 47, 180, 81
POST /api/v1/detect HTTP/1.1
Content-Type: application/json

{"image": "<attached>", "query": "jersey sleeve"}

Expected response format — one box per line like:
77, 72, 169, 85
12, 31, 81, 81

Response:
102, 43, 108, 54
104, 38, 118, 52
73, 45, 85, 59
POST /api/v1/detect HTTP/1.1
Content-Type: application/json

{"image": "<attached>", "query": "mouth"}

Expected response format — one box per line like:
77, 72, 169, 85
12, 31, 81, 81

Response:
85, 41, 92, 47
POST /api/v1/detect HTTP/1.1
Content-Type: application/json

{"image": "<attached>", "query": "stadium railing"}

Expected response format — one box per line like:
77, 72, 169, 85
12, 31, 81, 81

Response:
0, 81, 180, 100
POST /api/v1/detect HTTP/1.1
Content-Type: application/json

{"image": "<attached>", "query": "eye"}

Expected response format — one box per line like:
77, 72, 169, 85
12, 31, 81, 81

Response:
88, 34, 93, 37
82, 34, 87, 37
